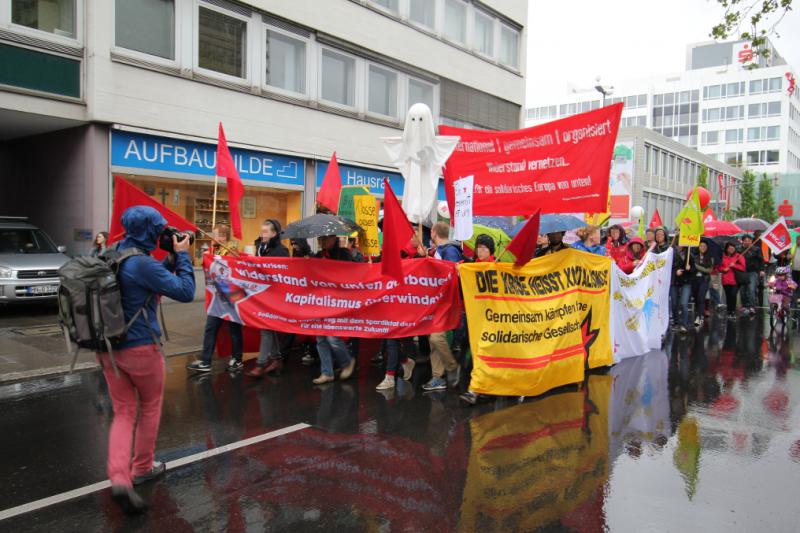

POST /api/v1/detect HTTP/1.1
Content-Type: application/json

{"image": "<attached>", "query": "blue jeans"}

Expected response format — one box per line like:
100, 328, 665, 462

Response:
201, 315, 242, 364
741, 272, 758, 308
676, 284, 692, 327
709, 285, 721, 306
692, 277, 709, 320
316, 336, 351, 377
256, 329, 280, 365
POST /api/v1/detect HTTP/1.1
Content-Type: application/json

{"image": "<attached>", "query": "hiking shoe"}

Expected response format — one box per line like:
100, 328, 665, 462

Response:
133, 461, 166, 486
422, 377, 447, 391
401, 358, 415, 381
446, 365, 461, 388
111, 485, 148, 515
227, 358, 243, 371
186, 361, 211, 372
376, 374, 395, 391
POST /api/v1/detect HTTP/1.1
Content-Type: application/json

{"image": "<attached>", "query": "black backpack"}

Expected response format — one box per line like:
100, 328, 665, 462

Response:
57, 249, 163, 375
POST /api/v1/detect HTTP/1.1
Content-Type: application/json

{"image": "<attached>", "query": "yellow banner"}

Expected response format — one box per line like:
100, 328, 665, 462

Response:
678, 233, 701, 247
353, 194, 380, 256
458, 374, 611, 532
458, 248, 612, 396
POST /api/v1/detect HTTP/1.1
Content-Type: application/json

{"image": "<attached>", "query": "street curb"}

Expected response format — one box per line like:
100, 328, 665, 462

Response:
0, 347, 202, 385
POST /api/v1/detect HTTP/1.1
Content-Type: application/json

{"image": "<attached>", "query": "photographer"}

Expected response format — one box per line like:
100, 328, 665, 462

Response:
102, 206, 195, 513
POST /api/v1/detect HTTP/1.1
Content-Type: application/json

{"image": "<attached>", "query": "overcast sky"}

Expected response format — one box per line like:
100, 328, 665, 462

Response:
525, 0, 800, 106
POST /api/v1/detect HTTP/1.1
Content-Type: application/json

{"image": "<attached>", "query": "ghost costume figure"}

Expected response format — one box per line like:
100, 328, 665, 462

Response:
383, 103, 460, 226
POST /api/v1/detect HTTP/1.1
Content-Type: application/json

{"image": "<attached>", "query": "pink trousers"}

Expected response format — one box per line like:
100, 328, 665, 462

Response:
98, 344, 165, 487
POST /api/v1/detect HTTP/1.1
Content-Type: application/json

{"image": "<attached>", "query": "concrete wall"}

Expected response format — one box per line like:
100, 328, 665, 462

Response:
0, 125, 109, 256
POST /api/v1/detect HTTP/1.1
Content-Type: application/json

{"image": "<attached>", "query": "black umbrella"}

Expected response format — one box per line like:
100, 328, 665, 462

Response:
732, 217, 769, 232
712, 235, 740, 251
700, 236, 722, 265
281, 214, 363, 239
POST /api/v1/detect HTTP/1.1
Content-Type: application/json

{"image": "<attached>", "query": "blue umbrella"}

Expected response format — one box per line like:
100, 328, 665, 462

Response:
472, 216, 515, 235
510, 214, 587, 237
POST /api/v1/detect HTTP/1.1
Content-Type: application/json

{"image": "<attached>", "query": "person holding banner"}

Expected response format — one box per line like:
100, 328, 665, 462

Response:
187, 224, 243, 374
422, 222, 463, 392
312, 234, 356, 385
653, 227, 671, 254
606, 224, 628, 267
247, 220, 290, 379
535, 232, 570, 257
619, 237, 646, 274
720, 242, 746, 320
572, 226, 606, 256
473, 234, 496, 262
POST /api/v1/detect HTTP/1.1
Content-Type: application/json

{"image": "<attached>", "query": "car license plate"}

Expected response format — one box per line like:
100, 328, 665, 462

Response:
27, 285, 58, 295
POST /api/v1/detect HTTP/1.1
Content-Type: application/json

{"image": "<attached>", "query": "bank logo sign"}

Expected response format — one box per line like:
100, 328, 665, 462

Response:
111, 130, 305, 187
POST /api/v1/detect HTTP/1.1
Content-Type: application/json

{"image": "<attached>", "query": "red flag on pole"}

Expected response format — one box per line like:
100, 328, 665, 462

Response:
703, 208, 717, 223
381, 178, 415, 282
216, 123, 244, 239
648, 209, 663, 228
108, 175, 198, 259
761, 216, 792, 255
318, 152, 343, 214
505, 210, 541, 267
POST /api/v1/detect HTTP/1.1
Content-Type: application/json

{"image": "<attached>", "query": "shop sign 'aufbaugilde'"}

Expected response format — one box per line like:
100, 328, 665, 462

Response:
315, 161, 446, 200
110, 130, 305, 188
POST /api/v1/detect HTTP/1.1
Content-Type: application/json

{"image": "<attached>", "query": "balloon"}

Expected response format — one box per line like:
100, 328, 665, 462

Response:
686, 187, 711, 210
630, 205, 644, 219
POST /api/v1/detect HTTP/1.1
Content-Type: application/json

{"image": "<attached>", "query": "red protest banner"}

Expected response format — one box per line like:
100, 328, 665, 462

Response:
203, 255, 462, 338
441, 104, 623, 216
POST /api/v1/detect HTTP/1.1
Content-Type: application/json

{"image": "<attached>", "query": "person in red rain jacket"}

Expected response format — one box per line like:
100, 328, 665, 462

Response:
618, 236, 647, 274
606, 224, 628, 269
719, 242, 746, 319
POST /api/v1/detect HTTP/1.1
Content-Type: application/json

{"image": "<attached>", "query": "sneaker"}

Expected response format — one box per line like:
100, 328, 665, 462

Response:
339, 357, 356, 380
227, 358, 243, 371
375, 374, 395, 391
133, 461, 166, 486
695, 318, 704, 328
446, 365, 461, 388
301, 353, 315, 365
401, 358, 416, 381
111, 485, 148, 515
312, 374, 334, 385
186, 360, 211, 372
459, 391, 480, 405
422, 377, 447, 391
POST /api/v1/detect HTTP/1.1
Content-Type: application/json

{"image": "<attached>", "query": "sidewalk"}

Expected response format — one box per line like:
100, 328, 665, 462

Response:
0, 299, 206, 383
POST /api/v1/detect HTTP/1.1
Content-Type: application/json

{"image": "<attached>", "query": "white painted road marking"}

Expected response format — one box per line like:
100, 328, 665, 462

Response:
0, 422, 310, 522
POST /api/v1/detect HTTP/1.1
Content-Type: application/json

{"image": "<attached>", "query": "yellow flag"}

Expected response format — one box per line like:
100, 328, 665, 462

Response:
458, 249, 612, 396
353, 195, 380, 256
676, 188, 704, 247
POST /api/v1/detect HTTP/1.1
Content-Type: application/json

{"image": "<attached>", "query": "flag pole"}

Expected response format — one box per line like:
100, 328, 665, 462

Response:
211, 174, 219, 230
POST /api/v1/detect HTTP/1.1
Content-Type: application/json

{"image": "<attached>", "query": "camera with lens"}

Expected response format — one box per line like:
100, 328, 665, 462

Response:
159, 227, 195, 253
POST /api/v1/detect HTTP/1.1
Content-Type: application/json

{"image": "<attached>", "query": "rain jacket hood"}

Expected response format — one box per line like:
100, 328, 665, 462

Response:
119, 206, 167, 252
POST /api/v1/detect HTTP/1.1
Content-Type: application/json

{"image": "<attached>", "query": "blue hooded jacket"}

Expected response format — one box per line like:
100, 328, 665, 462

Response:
116, 206, 196, 349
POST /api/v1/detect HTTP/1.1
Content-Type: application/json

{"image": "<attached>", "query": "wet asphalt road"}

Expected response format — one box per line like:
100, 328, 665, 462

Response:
1, 313, 799, 532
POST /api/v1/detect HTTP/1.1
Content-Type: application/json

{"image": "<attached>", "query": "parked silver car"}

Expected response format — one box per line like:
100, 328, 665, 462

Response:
0, 218, 70, 302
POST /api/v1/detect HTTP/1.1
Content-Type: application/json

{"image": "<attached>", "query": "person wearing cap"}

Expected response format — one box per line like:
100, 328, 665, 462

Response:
473, 233, 496, 262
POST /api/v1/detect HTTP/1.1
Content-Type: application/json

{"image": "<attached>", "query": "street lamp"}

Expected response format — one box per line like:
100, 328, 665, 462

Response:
594, 76, 614, 106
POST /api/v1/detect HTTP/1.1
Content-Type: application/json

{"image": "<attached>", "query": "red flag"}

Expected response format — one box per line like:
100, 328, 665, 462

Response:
703, 208, 717, 223
648, 209, 663, 228
108, 175, 198, 259
761, 216, 792, 255
216, 123, 244, 239
318, 152, 343, 214
381, 178, 415, 282
505, 210, 541, 267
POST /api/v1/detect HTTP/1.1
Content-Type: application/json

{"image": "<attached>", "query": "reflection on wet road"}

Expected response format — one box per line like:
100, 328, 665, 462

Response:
1, 315, 799, 531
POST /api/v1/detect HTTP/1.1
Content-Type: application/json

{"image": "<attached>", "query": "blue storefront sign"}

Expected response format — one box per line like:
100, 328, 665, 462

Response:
315, 161, 445, 200
111, 130, 305, 187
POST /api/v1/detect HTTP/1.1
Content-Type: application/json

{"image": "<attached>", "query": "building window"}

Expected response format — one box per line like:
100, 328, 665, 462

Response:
266, 29, 306, 95
320, 48, 356, 107
473, 9, 494, 57
767, 150, 779, 164
704, 85, 721, 100
408, 78, 434, 110
747, 127, 761, 142
725, 128, 742, 144
768, 77, 782, 92
115, 0, 174, 60
767, 125, 780, 140
367, 64, 398, 117
701, 131, 719, 145
725, 105, 744, 121
750, 79, 764, 94
638, 94, 648, 107
443, 0, 467, 45
726, 82, 742, 97
11, 0, 76, 38
499, 24, 519, 68
372, 0, 398, 13
197, 5, 248, 79
767, 101, 781, 116
408, 0, 435, 29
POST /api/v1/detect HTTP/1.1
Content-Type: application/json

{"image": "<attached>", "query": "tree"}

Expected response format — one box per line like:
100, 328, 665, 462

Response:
696, 165, 709, 188
756, 173, 777, 222
721, 209, 737, 221
710, 0, 793, 68
737, 170, 758, 217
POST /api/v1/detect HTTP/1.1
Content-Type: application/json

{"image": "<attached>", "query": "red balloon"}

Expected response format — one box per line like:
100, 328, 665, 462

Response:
686, 187, 711, 210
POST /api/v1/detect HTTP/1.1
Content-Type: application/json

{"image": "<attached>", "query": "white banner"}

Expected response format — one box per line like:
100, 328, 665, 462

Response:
610, 248, 673, 362
453, 175, 474, 241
